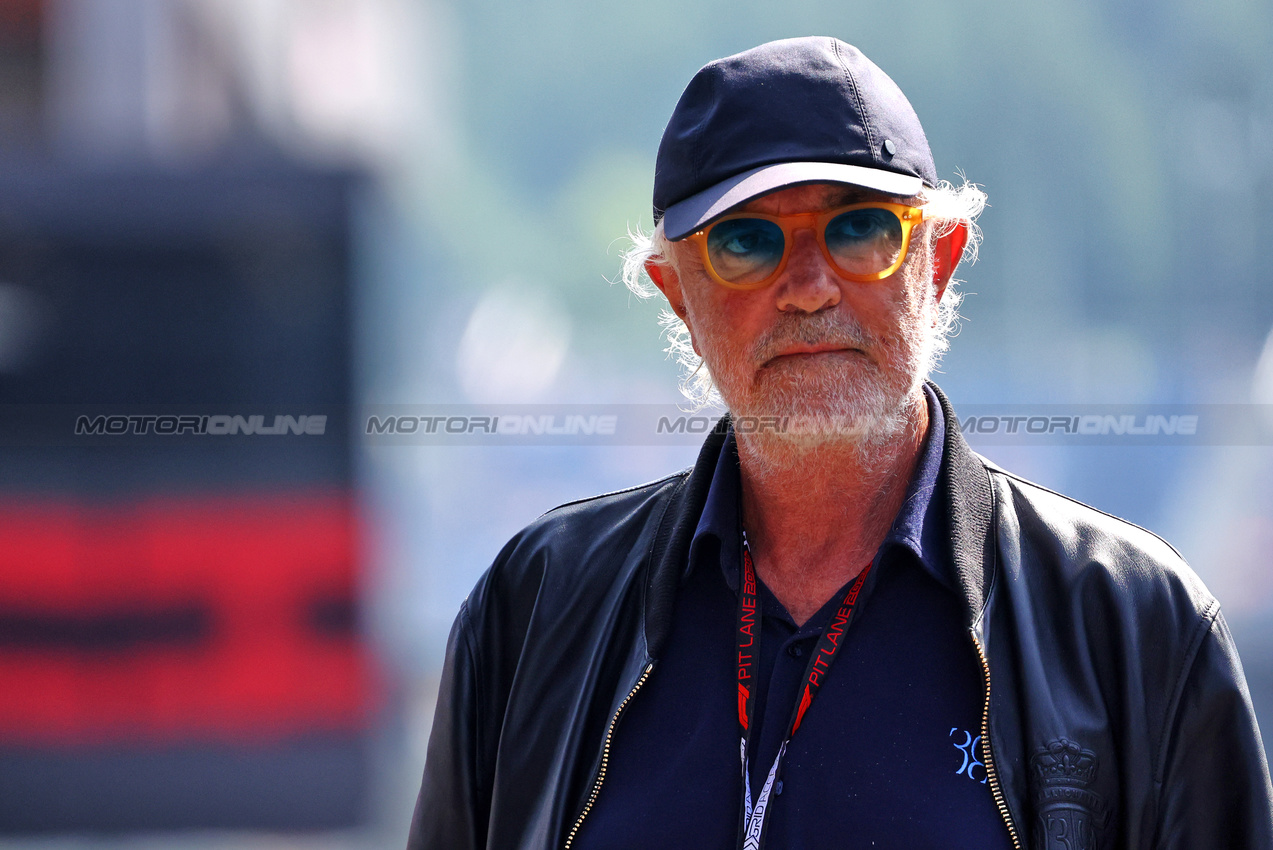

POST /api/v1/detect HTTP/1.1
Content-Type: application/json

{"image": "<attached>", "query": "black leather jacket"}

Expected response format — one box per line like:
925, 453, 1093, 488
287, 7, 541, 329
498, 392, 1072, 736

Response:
408, 387, 1273, 850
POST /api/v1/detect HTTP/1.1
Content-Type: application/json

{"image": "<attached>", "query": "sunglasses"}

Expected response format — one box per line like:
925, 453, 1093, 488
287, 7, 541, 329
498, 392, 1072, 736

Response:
685, 202, 928, 290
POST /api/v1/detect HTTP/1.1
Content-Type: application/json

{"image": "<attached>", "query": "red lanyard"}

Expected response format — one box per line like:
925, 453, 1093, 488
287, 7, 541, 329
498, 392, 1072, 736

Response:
735, 534, 871, 850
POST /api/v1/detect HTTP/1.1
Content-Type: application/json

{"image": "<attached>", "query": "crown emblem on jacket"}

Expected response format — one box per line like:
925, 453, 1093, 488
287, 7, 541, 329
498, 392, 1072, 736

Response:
1031, 738, 1098, 786
1030, 739, 1108, 850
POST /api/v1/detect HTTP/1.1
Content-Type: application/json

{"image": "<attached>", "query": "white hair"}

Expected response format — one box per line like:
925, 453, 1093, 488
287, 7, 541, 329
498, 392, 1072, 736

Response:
619, 178, 988, 408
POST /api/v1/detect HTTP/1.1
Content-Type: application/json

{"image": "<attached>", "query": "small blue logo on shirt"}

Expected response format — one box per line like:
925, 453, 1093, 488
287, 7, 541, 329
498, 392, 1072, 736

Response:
950, 727, 987, 784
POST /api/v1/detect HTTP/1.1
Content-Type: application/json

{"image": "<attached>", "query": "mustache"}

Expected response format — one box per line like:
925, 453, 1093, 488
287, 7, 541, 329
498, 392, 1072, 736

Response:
752, 311, 882, 364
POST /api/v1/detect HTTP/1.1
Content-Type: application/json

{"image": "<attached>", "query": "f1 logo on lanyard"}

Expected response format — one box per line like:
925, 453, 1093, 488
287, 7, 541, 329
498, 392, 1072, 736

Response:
735, 533, 871, 850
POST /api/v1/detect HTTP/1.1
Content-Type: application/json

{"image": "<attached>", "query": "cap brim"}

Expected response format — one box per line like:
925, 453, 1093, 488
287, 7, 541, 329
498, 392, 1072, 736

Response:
661, 161, 924, 240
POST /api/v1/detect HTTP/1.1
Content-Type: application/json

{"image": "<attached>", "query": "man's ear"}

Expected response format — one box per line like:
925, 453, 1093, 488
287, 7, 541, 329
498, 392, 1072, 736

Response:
931, 222, 968, 301
645, 258, 701, 356
644, 259, 664, 289
646, 259, 688, 322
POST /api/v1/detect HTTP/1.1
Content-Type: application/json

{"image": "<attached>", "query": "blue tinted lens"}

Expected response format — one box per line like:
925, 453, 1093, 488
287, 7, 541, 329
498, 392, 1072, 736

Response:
706, 218, 784, 285
824, 208, 904, 276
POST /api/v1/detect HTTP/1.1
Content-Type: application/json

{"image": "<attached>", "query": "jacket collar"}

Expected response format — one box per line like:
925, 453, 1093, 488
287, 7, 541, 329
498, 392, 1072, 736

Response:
929, 382, 997, 628
643, 382, 996, 656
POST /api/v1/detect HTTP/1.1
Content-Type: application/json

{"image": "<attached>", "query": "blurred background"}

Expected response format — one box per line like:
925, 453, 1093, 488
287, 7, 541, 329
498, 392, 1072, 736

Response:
0, 0, 1269, 846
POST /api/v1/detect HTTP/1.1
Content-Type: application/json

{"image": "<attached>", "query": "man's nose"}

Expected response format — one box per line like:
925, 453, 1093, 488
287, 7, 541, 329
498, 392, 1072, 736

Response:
773, 227, 841, 313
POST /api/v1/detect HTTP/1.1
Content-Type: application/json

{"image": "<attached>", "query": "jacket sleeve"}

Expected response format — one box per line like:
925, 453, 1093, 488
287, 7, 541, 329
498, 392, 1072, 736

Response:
407, 601, 488, 850
1155, 610, 1273, 848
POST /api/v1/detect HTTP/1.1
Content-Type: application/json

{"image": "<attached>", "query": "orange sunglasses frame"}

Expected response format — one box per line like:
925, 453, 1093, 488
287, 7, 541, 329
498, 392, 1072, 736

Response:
685, 201, 928, 290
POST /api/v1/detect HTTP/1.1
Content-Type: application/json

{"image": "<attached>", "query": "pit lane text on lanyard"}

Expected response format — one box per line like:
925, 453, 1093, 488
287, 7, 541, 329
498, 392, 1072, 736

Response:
736, 534, 871, 850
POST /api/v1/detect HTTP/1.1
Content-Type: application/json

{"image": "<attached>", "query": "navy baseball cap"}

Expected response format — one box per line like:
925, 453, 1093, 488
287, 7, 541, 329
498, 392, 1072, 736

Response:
654, 37, 938, 240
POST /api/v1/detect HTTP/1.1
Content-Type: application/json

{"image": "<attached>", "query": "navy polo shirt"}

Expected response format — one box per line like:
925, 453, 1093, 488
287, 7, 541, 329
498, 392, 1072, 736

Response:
572, 387, 1014, 849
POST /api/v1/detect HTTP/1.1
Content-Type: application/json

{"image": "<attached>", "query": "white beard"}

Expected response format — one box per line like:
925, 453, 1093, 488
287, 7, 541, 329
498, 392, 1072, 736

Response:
691, 269, 941, 477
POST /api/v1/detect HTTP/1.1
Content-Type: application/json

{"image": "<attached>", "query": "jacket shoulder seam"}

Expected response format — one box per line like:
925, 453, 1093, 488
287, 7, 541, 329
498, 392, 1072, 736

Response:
534, 469, 691, 519
456, 598, 486, 806
981, 459, 1189, 563
1152, 596, 1222, 789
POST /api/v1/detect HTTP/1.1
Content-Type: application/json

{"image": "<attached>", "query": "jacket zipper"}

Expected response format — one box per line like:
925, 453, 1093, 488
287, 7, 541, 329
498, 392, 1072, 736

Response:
972, 634, 1023, 850
563, 661, 656, 849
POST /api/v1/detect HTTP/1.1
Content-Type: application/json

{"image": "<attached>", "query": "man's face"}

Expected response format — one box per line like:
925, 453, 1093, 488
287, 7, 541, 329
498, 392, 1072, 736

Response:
659, 183, 948, 447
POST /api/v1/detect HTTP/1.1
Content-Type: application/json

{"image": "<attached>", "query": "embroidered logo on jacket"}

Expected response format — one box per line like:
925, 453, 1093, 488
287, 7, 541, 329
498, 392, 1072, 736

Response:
1031, 739, 1109, 850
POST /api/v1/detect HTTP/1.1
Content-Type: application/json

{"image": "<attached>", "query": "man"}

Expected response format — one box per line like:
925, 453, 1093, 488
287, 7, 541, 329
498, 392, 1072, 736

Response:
408, 37, 1273, 849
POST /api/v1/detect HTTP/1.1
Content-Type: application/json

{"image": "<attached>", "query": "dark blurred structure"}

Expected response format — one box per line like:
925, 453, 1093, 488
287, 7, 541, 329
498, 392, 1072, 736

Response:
0, 0, 377, 833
